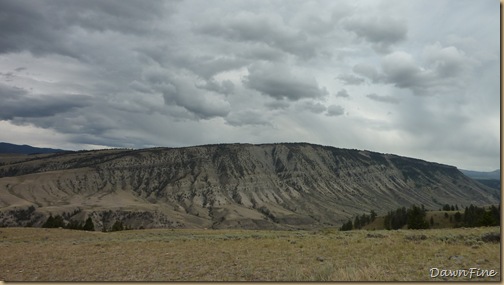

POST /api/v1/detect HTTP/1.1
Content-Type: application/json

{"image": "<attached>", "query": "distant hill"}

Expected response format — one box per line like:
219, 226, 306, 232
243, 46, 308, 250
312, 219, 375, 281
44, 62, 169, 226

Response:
0, 143, 499, 230
0, 142, 67, 155
460, 169, 500, 180
460, 169, 500, 191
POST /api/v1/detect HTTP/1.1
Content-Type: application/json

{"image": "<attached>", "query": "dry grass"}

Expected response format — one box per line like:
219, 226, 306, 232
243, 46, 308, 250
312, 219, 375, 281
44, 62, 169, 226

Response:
0, 226, 500, 281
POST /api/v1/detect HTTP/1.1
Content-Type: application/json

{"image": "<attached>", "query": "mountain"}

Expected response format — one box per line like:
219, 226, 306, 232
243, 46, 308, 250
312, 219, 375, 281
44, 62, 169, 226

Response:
460, 169, 500, 191
460, 169, 500, 180
0, 143, 499, 230
0, 142, 67, 155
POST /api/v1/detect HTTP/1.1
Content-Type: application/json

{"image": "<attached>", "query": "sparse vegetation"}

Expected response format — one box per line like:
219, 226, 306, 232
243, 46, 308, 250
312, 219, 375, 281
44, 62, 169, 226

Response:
0, 227, 499, 281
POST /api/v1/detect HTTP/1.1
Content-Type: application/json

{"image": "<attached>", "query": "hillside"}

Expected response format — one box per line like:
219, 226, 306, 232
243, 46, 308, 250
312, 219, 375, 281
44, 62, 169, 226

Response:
460, 169, 500, 180
0, 143, 499, 230
460, 169, 500, 191
0, 142, 67, 155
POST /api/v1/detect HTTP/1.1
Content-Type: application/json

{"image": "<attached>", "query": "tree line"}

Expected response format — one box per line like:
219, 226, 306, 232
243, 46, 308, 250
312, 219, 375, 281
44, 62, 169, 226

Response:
383, 204, 429, 230
339, 210, 377, 231
383, 203, 500, 230
42, 214, 131, 232
42, 214, 95, 231
455, 204, 500, 227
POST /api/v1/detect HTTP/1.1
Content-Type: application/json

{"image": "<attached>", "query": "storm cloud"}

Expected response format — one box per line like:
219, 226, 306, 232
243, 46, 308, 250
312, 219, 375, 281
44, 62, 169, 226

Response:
0, 0, 499, 171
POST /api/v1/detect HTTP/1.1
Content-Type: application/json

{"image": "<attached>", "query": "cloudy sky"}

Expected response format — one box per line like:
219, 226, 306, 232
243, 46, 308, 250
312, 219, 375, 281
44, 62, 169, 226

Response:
0, 0, 500, 171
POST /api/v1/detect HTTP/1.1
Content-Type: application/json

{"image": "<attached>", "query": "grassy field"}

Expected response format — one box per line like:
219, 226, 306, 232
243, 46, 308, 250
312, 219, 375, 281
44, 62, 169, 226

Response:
0, 226, 500, 281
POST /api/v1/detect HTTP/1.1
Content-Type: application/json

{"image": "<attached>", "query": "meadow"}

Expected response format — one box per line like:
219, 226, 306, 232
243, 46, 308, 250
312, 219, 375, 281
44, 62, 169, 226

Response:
0, 226, 500, 281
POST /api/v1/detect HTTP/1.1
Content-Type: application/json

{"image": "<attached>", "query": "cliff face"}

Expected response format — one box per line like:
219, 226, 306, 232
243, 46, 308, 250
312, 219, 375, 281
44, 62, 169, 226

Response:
0, 143, 499, 230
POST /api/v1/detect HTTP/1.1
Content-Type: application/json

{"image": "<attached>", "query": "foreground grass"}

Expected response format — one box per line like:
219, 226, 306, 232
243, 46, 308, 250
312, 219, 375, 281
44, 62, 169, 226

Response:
0, 226, 500, 281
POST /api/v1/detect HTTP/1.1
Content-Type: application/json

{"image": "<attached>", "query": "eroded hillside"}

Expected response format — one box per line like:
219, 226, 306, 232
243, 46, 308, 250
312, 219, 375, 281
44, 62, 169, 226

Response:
0, 143, 499, 230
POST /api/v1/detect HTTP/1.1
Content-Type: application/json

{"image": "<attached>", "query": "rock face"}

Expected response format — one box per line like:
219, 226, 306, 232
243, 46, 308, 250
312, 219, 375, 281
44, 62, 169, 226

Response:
0, 143, 499, 230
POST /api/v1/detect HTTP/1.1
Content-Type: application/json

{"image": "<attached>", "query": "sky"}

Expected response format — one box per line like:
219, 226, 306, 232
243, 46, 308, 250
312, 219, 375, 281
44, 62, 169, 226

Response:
0, 0, 500, 171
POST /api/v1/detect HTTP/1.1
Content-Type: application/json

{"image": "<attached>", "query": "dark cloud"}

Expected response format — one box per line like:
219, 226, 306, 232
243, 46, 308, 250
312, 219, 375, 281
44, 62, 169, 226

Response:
366, 93, 400, 104
337, 74, 365, 85
0, 1, 497, 171
158, 75, 231, 119
243, 63, 328, 101
326, 105, 345, 116
0, 84, 91, 120
195, 11, 317, 59
0, 0, 169, 59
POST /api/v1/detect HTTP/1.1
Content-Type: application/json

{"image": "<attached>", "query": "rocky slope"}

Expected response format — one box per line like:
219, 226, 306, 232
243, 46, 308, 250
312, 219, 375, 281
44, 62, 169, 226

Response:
0, 143, 499, 230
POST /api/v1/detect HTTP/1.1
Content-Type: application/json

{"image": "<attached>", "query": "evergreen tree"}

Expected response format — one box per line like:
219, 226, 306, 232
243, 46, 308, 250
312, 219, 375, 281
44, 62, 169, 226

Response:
454, 212, 462, 223
111, 220, 124, 232
65, 220, 83, 230
407, 205, 429, 229
43, 214, 65, 228
42, 215, 55, 228
370, 210, 377, 222
339, 219, 353, 231
83, 217, 95, 231
354, 216, 361, 229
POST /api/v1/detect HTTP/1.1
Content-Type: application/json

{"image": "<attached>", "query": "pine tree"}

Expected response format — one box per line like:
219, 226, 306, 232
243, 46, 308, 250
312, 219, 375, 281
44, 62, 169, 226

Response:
407, 205, 429, 229
42, 215, 55, 228
354, 216, 361, 229
370, 210, 377, 222
111, 220, 124, 232
65, 220, 83, 230
83, 217, 95, 231
339, 219, 353, 231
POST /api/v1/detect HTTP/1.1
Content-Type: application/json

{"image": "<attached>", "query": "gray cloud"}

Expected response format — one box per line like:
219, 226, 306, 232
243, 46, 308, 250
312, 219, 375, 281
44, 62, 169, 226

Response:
265, 100, 290, 110
0, 1, 498, 171
336, 89, 350, 98
326, 105, 345, 116
225, 109, 270, 126
297, 101, 326, 114
244, 63, 328, 101
366, 93, 400, 104
196, 79, 235, 95
343, 16, 407, 53
0, 0, 168, 58
160, 76, 231, 119
195, 11, 317, 59
0, 84, 91, 120
380, 47, 475, 96
337, 74, 365, 85
353, 63, 383, 83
